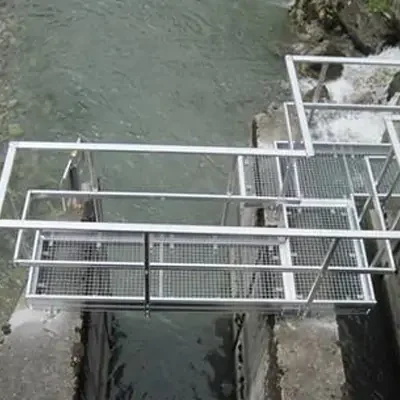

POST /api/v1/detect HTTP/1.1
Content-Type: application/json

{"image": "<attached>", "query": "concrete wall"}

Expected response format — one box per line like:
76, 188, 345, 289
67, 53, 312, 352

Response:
78, 311, 112, 400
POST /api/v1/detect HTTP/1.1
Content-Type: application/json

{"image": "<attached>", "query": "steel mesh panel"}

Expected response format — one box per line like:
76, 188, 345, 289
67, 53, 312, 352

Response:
149, 237, 281, 266
295, 155, 350, 198
273, 141, 385, 197
29, 231, 286, 303
294, 272, 365, 301
277, 157, 297, 197
40, 236, 144, 263
345, 156, 371, 194
35, 267, 145, 297
369, 157, 400, 194
286, 206, 359, 267
244, 156, 280, 196
152, 270, 283, 300
286, 205, 366, 301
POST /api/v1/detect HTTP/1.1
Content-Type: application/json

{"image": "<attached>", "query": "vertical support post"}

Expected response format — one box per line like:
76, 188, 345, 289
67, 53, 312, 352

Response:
283, 103, 302, 197
383, 168, 400, 204
13, 191, 32, 261
359, 148, 394, 223
221, 156, 237, 226
86, 150, 100, 222
364, 157, 396, 272
303, 238, 340, 316
285, 55, 314, 156
25, 229, 41, 296
144, 232, 150, 319
307, 63, 328, 125
278, 158, 294, 200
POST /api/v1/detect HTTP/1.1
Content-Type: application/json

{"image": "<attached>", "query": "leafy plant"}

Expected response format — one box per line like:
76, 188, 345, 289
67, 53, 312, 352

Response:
367, 0, 391, 13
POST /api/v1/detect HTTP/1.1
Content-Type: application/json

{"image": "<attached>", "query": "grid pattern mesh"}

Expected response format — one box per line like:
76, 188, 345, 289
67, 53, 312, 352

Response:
369, 157, 400, 194
286, 206, 366, 301
244, 143, 400, 199
244, 155, 280, 196
29, 232, 285, 302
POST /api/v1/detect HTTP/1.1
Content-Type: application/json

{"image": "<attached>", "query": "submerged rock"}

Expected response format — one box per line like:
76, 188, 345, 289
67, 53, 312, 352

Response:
1, 323, 11, 335
387, 71, 400, 101
304, 84, 331, 102
8, 123, 23, 137
300, 41, 345, 80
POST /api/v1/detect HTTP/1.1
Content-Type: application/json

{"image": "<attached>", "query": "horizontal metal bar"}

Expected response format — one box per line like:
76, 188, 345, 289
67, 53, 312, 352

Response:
29, 189, 353, 208
17, 259, 143, 268
303, 102, 400, 113
274, 140, 392, 156
38, 231, 280, 246
11, 141, 307, 157
24, 300, 376, 313
29, 189, 303, 205
289, 54, 400, 66
25, 293, 374, 306
4, 218, 400, 239
17, 258, 394, 274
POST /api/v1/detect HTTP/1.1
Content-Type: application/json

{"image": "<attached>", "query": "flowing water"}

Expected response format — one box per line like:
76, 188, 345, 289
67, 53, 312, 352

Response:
5, 0, 291, 399
6, 0, 400, 397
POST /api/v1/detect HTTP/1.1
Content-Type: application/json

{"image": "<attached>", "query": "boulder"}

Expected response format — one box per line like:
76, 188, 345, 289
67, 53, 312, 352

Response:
387, 71, 400, 102
336, 0, 398, 54
300, 41, 345, 81
289, 0, 400, 55
304, 84, 331, 102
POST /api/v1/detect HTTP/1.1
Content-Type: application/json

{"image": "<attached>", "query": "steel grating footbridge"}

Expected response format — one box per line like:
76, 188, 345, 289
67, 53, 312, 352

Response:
2, 55, 400, 315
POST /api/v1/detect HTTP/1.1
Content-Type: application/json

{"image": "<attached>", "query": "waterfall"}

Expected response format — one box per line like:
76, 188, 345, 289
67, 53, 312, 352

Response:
303, 47, 400, 143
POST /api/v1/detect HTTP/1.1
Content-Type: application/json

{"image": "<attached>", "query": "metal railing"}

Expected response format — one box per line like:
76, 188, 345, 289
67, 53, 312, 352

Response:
1, 54, 400, 313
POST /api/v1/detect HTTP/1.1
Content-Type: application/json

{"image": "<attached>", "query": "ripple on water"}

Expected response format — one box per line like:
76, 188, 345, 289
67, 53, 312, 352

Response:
11, 0, 290, 398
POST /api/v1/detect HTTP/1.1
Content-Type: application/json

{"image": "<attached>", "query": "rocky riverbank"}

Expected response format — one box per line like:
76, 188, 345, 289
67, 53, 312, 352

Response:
288, 0, 400, 57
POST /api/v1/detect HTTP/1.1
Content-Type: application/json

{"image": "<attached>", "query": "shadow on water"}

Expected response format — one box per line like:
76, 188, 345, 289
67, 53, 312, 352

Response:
107, 314, 236, 400
336, 276, 400, 400
203, 316, 236, 400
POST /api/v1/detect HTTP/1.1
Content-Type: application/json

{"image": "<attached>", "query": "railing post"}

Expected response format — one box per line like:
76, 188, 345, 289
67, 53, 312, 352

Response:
359, 148, 394, 223
308, 63, 328, 125
86, 150, 101, 221
221, 156, 237, 225
144, 232, 150, 318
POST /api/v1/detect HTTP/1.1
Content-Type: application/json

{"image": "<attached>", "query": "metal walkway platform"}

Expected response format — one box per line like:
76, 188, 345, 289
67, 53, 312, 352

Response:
24, 202, 373, 312
1, 55, 400, 315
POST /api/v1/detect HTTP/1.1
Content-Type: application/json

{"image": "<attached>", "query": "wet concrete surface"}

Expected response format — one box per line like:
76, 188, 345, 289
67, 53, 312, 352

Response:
337, 276, 400, 400
0, 295, 80, 400
276, 316, 344, 400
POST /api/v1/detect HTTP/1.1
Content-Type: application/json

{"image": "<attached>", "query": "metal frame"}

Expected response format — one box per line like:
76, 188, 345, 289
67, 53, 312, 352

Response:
0, 141, 390, 313
285, 55, 400, 152
2, 55, 400, 313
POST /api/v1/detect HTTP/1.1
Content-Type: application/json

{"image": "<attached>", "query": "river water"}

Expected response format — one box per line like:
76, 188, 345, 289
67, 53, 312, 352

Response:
7, 0, 291, 399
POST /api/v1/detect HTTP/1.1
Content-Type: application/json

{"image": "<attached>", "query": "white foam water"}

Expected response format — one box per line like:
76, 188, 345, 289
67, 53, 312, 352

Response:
265, 0, 295, 9
307, 47, 400, 143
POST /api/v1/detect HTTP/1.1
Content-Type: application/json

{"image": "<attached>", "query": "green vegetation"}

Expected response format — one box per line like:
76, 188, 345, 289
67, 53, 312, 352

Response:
367, 0, 391, 13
